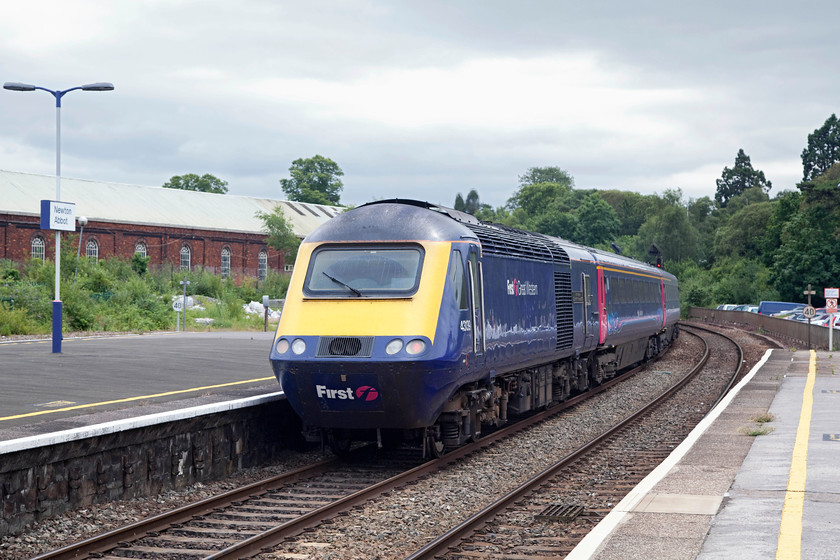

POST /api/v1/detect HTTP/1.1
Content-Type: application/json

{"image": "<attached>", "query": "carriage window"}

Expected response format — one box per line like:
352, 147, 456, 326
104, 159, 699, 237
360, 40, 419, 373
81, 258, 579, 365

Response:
449, 250, 469, 310
304, 245, 424, 297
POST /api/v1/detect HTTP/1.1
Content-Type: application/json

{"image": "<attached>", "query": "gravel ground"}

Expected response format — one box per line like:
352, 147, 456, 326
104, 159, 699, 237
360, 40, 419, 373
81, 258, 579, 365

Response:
0, 329, 769, 560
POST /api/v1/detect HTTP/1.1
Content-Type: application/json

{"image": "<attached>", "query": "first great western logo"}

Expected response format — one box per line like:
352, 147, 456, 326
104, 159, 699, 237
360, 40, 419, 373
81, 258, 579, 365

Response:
316, 384, 380, 402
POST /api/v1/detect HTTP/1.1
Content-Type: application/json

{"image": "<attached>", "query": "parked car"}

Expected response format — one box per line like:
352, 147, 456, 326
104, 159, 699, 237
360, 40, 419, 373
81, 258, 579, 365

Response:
758, 301, 804, 315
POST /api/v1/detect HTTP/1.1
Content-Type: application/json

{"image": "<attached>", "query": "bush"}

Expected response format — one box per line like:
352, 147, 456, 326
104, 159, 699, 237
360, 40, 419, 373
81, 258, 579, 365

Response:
0, 301, 43, 336
62, 283, 100, 331
0, 253, 290, 335
260, 271, 291, 299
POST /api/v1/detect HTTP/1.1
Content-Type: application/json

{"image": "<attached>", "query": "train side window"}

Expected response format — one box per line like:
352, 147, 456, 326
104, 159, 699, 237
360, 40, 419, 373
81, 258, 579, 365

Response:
449, 250, 469, 311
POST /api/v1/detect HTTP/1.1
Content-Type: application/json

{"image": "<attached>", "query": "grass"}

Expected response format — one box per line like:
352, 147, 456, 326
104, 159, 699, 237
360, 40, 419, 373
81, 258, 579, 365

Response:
739, 413, 776, 436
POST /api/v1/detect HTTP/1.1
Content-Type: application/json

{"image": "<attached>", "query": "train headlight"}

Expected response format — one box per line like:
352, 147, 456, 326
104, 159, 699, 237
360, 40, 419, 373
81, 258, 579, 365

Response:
291, 338, 306, 355
275, 338, 290, 354
405, 339, 426, 355
385, 339, 404, 355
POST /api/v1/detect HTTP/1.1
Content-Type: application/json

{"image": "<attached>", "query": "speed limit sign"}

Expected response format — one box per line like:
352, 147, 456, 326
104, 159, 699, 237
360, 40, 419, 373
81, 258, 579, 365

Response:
828, 299, 838, 314
803, 305, 816, 319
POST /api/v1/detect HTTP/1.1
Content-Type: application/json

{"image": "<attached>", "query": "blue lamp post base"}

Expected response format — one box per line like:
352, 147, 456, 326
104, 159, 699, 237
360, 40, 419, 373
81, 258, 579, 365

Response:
52, 300, 62, 353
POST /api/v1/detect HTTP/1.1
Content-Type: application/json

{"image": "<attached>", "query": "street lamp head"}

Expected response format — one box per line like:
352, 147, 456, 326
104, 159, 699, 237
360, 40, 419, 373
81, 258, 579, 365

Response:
77, 216, 88, 227
81, 82, 114, 91
3, 82, 37, 91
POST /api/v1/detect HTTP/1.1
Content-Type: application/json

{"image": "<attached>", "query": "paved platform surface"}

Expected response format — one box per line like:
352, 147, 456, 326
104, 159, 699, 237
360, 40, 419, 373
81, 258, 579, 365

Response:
0, 331, 280, 442
569, 348, 840, 560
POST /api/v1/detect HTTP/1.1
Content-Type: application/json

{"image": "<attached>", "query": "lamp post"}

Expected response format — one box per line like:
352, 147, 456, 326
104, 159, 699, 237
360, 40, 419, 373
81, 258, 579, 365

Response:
4, 81, 113, 353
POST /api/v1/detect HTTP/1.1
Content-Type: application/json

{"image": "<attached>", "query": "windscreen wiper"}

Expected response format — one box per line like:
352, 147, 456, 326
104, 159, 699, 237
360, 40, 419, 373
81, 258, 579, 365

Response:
322, 272, 362, 296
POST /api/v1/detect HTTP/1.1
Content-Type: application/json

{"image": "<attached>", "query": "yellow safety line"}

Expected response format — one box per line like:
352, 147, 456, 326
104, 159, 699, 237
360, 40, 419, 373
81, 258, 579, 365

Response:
0, 377, 276, 422
776, 350, 816, 559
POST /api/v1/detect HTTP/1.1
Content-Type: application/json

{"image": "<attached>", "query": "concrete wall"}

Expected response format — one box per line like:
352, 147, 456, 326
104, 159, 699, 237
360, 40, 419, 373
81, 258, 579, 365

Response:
689, 307, 837, 350
0, 400, 302, 537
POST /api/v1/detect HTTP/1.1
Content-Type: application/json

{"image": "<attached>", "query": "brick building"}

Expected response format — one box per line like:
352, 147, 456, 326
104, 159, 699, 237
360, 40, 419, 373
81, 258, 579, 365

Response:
0, 170, 341, 279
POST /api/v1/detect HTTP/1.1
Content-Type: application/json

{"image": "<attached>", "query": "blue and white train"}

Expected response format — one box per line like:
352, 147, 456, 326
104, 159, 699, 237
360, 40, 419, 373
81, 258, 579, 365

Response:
269, 200, 680, 455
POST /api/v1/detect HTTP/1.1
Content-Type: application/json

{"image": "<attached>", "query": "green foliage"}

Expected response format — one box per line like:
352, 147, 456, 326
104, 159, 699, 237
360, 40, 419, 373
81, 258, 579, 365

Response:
260, 270, 292, 299
715, 149, 772, 207
801, 114, 840, 182
163, 173, 229, 194
518, 166, 574, 188
256, 206, 300, 263
280, 155, 343, 205
131, 253, 149, 275
0, 259, 20, 281
713, 199, 773, 259
574, 193, 619, 247
0, 252, 292, 336
62, 282, 100, 331
0, 299, 43, 336
453, 190, 480, 214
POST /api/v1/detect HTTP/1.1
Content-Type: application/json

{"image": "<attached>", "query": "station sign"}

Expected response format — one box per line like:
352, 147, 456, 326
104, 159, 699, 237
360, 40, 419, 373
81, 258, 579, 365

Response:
40, 200, 76, 231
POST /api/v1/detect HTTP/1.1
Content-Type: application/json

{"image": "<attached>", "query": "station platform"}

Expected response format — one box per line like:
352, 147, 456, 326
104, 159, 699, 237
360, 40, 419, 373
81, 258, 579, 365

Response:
569, 348, 840, 560
0, 331, 282, 446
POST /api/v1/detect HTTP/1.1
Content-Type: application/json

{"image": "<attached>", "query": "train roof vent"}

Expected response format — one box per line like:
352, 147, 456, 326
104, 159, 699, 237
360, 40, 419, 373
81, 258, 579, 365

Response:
462, 222, 570, 266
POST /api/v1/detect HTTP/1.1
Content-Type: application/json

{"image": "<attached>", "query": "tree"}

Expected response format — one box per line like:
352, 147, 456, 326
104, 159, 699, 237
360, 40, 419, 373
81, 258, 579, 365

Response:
453, 189, 481, 214
163, 173, 229, 194
635, 200, 699, 263
599, 190, 658, 236
801, 114, 840, 182
574, 193, 619, 247
518, 166, 574, 188
715, 149, 772, 208
507, 182, 572, 217
712, 201, 773, 259
256, 206, 300, 264
280, 155, 343, 205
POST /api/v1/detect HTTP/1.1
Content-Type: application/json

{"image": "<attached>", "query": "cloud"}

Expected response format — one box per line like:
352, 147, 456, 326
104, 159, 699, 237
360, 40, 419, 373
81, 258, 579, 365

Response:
1, 0, 838, 211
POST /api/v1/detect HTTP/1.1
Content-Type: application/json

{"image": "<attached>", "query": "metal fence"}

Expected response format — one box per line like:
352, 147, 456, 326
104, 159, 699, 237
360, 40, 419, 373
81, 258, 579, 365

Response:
689, 307, 837, 350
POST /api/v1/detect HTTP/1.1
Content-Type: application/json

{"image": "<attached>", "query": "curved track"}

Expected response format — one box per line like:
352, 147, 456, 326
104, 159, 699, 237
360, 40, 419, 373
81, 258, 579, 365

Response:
30, 332, 730, 560
403, 326, 745, 559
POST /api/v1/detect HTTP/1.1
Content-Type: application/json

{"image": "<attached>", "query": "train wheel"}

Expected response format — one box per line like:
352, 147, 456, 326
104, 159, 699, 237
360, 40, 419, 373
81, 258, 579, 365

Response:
588, 357, 604, 386
328, 430, 353, 456
426, 435, 446, 458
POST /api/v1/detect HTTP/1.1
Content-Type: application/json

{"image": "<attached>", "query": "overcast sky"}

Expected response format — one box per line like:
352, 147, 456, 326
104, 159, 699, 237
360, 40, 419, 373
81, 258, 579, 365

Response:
1, 1, 837, 209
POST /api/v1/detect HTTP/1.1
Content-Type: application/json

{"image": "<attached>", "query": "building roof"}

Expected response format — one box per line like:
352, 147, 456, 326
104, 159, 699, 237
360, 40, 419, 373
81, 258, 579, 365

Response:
0, 170, 341, 237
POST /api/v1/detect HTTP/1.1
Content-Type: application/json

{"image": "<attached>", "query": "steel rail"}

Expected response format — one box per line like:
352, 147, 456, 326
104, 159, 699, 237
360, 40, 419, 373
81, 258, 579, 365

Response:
680, 323, 745, 411
202, 359, 661, 559
31, 343, 677, 560
403, 329, 715, 560
28, 456, 342, 560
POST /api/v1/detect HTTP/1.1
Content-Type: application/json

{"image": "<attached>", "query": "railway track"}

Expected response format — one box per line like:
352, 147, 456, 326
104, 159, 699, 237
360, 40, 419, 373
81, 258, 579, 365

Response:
402, 324, 746, 559
29, 326, 752, 560
30, 351, 667, 559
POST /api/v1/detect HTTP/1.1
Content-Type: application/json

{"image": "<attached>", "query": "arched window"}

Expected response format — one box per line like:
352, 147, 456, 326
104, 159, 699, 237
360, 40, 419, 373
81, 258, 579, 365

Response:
258, 250, 268, 281
221, 247, 231, 279
31, 237, 45, 261
86, 239, 99, 261
135, 241, 147, 258
180, 245, 191, 272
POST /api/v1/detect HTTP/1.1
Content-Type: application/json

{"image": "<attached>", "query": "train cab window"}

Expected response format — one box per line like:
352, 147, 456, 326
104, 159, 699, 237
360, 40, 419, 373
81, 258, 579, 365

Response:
448, 250, 469, 310
304, 245, 424, 297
